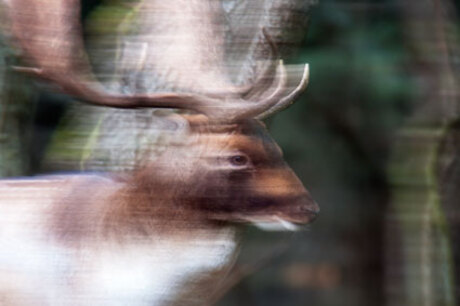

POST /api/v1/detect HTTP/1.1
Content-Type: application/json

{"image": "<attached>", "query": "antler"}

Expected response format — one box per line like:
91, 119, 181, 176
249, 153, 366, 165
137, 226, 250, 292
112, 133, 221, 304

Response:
4, 0, 308, 122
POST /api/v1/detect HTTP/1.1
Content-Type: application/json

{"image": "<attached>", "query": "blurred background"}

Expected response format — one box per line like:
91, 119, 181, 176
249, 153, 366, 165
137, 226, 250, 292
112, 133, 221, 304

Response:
1, 0, 460, 305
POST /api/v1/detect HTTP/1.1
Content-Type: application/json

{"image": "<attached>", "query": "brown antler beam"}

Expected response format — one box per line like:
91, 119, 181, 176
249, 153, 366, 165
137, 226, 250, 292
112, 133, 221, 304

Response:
5, 0, 308, 122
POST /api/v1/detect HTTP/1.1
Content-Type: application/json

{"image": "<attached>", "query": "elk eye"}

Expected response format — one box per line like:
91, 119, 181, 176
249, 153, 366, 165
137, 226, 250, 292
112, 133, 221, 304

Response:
230, 155, 249, 166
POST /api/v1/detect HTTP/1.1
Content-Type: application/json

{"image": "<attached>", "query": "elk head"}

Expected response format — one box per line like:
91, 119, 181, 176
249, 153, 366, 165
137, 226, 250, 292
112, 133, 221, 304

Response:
126, 115, 318, 232
2, 0, 319, 231
190, 118, 318, 230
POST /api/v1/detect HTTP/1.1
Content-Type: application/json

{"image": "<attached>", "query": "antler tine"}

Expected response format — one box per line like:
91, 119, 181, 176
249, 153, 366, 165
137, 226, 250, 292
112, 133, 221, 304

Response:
174, 59, 287, 122
218, 59, 289, 121
256, 64, 309, 120
201, 29, 306, 121
194, 30, 309, 122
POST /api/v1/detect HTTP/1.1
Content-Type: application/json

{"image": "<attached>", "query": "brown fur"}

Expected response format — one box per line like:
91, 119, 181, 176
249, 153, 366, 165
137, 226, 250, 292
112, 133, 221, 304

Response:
50, 117, 317, 246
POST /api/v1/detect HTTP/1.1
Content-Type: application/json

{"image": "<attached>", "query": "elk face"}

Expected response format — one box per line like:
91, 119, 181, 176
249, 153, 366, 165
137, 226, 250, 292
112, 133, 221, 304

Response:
178, 117, 319, 230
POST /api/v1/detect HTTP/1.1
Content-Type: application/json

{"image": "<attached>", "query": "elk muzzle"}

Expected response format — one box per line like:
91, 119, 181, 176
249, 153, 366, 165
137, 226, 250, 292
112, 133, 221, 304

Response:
243, 166, 319, 229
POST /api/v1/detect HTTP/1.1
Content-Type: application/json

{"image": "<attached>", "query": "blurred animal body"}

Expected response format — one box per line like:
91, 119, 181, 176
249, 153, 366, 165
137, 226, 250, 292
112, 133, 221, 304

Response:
0, 117, 318, 305
0, 177, 237, 306
0, 0, 318, 305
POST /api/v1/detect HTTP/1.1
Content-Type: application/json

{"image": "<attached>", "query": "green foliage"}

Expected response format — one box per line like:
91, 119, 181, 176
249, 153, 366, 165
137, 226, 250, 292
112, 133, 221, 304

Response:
272, 0, 415, 191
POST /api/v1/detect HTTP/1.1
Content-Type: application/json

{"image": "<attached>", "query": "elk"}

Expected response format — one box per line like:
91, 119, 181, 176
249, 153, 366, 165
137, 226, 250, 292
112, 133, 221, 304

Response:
0, 0, 319, 305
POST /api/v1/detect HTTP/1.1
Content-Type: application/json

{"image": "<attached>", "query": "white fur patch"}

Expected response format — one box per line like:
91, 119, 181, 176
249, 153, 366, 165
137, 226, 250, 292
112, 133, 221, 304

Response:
0, 232, 238, 305
254, 217, 300, 231
0, 179, 239, 305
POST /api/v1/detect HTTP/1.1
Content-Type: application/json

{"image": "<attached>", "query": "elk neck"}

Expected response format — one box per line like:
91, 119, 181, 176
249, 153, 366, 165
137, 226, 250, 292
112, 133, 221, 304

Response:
96, 120, 241, 241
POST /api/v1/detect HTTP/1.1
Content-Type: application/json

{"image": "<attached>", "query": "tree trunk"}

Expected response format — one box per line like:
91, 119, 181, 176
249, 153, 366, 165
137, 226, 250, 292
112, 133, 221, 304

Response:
387, 0, 460, 305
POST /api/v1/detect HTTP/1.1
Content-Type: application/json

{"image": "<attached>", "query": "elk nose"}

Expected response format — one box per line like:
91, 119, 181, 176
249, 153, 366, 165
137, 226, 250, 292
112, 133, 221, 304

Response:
299, 203, 319, 223
298, 196, 320, 223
